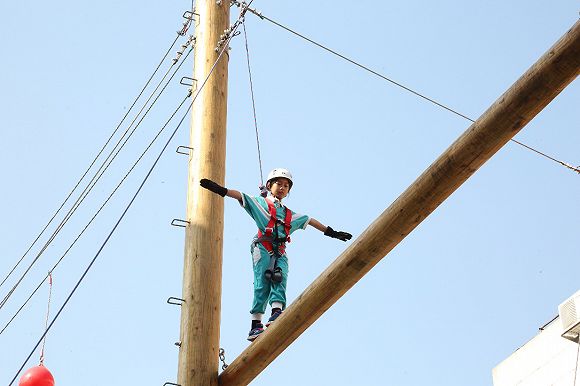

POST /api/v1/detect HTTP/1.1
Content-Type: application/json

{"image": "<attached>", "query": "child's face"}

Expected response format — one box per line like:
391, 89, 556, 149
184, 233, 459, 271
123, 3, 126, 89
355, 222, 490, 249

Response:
269, 178, 291, 200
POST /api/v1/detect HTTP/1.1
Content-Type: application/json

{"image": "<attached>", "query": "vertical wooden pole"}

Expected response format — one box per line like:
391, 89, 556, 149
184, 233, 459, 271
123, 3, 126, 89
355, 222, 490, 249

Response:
178, 1, 230, 386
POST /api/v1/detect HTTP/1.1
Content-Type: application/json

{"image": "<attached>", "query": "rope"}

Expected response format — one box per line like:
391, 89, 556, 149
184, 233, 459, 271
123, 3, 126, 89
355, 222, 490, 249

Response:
0, 33, 182, 292
233, 1, 578, 175
9, 8, 247, 383
0, 46, 195, 334
242, 21, 265, 187
39, 273, 52, 365
0, 36, 195, 312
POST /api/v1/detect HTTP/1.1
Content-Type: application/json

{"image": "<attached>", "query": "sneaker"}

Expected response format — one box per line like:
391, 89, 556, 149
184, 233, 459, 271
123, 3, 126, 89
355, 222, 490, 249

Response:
266, 310, 282, 327
247, 324, 264, 342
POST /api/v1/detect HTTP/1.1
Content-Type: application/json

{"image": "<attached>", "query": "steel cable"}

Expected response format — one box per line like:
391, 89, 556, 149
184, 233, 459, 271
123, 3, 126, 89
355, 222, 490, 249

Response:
8, 6, 249, 382
7, 90, 193, 386
0, 46, 194, 329
0, 37, 195, 312
0, 33, 182, 292
242, 21, 265, 187
233, 1, 578, 174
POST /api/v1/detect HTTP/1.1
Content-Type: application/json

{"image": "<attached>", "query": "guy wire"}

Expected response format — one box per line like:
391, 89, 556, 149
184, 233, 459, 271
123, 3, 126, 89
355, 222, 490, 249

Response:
0, 39, 195, 312
0, 33, 182, 291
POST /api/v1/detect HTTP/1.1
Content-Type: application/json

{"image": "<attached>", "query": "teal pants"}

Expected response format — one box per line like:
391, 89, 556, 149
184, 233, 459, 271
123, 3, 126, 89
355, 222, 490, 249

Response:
250, 243, 289, 314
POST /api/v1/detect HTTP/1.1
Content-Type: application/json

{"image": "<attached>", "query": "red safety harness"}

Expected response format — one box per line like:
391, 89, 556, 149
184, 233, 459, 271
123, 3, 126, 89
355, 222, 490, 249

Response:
257, 199, 292, 256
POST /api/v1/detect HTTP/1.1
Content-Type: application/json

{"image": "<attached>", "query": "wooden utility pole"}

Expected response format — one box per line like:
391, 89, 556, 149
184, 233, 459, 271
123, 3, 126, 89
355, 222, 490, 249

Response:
219, 20, 580, 386
177, 1, 230, 386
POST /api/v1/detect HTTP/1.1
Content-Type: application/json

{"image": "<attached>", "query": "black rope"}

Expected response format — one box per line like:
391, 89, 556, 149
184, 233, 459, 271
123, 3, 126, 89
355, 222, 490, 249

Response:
233, 2, 578, 175
0, 41, 195, 311
242, 21, 265, 187
0, 33, 182, 292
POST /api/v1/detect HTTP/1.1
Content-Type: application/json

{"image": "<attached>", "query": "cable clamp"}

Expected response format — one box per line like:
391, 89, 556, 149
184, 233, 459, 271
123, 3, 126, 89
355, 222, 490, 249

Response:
230, 0, 263, 19
178, 11, 199, 35
215, 26, 241, 52
561, 161, 580, 174
173, 35, 195, 64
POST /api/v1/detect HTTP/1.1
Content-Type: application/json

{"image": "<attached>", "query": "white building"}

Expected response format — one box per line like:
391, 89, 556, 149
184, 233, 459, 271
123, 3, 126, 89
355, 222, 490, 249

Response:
493, 291, 580, 386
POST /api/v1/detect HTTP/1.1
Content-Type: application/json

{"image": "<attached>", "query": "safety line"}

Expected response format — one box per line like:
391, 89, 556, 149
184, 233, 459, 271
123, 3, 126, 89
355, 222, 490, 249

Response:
242, 21, 265, 187
0, 40, 195, 312
39, 273, 52, 365
8, 6, 248, 382
0, 33, 182, 291
233, 1, 578, 175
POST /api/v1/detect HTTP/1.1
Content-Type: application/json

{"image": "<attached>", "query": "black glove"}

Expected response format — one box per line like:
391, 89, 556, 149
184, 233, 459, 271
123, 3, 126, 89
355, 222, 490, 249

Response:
200, 178, 228, 197
324, 226, 352, 242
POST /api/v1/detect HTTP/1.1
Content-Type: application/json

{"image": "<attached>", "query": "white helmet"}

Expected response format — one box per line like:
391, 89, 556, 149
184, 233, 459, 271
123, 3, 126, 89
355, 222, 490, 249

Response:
266, 168, 293, 188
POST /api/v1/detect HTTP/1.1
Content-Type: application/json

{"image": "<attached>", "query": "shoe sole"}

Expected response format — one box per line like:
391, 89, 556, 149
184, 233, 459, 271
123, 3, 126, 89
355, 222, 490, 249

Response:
247, 331, 263, 342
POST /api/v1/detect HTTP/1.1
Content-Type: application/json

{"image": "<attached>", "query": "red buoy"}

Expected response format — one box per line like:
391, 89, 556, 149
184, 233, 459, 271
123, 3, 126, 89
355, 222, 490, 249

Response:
18, 365, 55, 386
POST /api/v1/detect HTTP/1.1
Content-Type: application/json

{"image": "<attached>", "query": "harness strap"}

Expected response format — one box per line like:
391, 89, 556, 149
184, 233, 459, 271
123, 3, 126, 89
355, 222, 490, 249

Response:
257, 198, 292, 255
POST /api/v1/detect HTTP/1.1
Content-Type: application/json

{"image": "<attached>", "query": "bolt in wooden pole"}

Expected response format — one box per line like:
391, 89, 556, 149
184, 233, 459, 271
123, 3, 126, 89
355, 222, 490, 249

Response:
219, 20, 580, 386
177, 1, 230, 386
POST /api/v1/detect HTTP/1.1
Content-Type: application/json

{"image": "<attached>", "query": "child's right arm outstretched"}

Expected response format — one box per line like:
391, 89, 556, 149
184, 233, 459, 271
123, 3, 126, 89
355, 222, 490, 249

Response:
200, 178, 242, 203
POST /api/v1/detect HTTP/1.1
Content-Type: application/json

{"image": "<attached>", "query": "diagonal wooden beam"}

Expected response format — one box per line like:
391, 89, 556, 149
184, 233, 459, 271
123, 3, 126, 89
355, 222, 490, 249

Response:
219, 20, 580, 386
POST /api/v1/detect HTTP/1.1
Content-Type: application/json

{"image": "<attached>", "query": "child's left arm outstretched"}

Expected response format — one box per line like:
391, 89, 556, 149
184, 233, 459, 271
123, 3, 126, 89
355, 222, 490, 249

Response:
308, 218, 352, 242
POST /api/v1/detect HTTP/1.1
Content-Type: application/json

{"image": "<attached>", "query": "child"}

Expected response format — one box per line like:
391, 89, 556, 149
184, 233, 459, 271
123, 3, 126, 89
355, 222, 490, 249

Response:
200, 168, 352, 341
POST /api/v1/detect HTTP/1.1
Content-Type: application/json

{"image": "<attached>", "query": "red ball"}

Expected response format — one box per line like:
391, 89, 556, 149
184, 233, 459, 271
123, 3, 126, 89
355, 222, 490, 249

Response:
19, 365, 55, 386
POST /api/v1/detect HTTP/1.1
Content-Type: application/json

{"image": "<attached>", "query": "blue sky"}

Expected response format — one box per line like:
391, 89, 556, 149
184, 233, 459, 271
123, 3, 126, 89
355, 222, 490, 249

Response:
1, 1, 578, 385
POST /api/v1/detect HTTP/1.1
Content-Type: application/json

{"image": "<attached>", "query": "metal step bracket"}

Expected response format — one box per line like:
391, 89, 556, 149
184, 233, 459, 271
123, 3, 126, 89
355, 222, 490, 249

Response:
167, 297, 185, 306
176, 146, 194, 156
171, 219, 190, 228
180, 76, 197, 90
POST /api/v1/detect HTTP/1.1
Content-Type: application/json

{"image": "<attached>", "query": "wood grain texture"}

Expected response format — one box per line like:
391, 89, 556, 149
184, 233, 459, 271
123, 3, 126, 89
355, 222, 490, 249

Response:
178, 1, 230, 385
